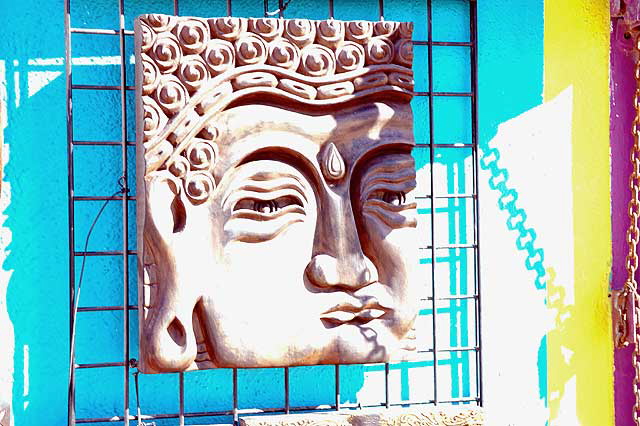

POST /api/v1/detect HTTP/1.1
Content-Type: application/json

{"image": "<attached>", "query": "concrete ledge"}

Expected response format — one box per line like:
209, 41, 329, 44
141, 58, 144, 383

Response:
240, 407, 484, 426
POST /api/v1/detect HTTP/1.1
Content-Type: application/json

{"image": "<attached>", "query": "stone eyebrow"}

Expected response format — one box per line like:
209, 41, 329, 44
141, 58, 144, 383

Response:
237, 146, 324, 192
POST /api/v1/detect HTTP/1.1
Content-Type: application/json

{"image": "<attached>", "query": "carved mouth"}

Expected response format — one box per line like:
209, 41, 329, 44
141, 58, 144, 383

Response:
320, 298, 392, 325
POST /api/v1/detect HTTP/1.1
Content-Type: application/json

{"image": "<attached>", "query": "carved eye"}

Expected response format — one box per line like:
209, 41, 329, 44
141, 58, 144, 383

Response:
234, 195, 303, 214
370, 190, 407, 206
253, 200, 277, 214
382, 191, 406, 206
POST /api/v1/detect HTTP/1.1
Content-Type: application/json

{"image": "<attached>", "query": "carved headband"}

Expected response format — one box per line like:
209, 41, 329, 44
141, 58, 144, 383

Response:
135, 14, 414, 204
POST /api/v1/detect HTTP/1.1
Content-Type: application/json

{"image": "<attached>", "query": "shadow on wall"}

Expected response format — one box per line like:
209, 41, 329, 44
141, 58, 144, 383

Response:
2, 0, 70, 424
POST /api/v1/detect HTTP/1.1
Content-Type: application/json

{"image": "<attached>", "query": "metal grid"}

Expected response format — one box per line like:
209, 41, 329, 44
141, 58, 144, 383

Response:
64, 0, 480, 424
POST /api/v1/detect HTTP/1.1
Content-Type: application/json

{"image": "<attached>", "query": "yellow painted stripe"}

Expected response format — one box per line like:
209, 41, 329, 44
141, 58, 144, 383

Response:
544, 1, 612, 425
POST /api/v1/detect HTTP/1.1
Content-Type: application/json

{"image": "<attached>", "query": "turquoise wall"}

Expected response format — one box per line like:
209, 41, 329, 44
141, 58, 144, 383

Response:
0, 0, 543, 424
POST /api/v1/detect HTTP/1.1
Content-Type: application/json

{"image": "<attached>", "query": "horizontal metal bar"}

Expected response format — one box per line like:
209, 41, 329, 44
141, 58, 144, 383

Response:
436, 397, 480, 404
71, 27, 134, 36
73, 140, 136, 146
412, 40, 472, 47
434, 194, 475, 200
438, 346, 479, 353
414, 91, 473, 97
77, 305, 138, 312
73, 195, 136, 201
68, 29, 471, 45
420, 244, 477, 250
418, 347, 479, 354
74, 250, 137, 257
76, 399, 461, 424
416, 194, 476, 200
75, 362, 126, 369
72, 84, 134, 91
415, 143, 474, 148
421, 295, 478, 301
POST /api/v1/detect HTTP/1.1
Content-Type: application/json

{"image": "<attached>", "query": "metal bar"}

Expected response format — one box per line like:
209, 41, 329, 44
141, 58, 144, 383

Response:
73, 140, 136, 146
117, 1, 130, 423
65, 0, 76, 422
70, 27, 134, 36
416, 347, 479, 354
279, 0, 284, 18
414, 91, 473, 97
179, 372, 185, 426
415, 194, 475, 200
328, 0, 334, 19
284, 367, 290, 414
438, 347, 479, 353
384, 363, 390, 408
412, 40, 473, 47
74, 250, 137, 256
76, 398, 488, 424
73, 195, 136, 201
378, 0, 384, 19
174, 0, 179, 15
421, 295, 478, 301
77, 305, 138, 312
420, 244, 477, 250
334, 365, 340, 411
75, 362, 126, 369
469, 0, 483, 406
415, 143, 473, 148
426, 0, 438, 406
433, 194, 475, 199
72, 84, 135, 91
435, 397, 480, 404
227, 0, 232, 16
233, 368, 238, 425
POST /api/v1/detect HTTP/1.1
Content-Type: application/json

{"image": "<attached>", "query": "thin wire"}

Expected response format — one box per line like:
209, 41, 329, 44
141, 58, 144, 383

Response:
134, 370, 156, 426
264, 0, 294, 16
67, 178, 129, 409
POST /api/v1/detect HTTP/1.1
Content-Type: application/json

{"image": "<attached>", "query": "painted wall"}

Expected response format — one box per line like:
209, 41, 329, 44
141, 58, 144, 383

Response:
0, 0, 613, 425
479, 0, 613, 425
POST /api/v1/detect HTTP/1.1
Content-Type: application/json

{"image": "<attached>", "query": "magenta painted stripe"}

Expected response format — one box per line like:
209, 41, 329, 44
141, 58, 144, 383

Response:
611, 20, 637, 426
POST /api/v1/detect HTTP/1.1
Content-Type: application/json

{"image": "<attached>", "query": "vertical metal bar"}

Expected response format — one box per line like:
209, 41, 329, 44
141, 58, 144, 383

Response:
469, 0, 482, 406
264, 0, 268, 17
284, 367, 290, 414
334, 365, 340, 411
378, 0, 384, 20
328, 0, 334, 19
227, 0, 232, 16
179, 372, 185, 426
65, 0, 76, 422
384, 363, 390, 408
233, 368, 239, 425
278, 0, 284, 18
117, 0, 130, 423
426, 0, 438, 405
173, 0, 179, 15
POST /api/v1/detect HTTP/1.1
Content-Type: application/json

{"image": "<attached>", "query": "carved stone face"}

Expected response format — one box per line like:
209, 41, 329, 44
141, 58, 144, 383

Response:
136, 15, 418, 372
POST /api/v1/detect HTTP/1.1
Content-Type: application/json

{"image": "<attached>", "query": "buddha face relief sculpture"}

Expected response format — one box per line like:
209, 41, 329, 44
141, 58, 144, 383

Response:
135, 14, 419, 372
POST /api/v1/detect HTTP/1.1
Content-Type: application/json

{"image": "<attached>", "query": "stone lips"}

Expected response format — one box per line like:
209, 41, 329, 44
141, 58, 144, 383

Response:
136, 14, 414, 205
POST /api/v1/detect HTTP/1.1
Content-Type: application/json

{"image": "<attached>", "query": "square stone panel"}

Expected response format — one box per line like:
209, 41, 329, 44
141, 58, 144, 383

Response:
135, 14, 419, 373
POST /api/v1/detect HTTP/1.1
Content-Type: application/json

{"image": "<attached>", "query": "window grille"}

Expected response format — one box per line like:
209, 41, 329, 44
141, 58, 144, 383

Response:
64, 0, 480, 424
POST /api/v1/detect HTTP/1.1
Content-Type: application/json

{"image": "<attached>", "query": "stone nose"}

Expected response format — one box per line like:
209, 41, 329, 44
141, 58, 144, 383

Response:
305, 253, 379, 290
306, 192, 378, 291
